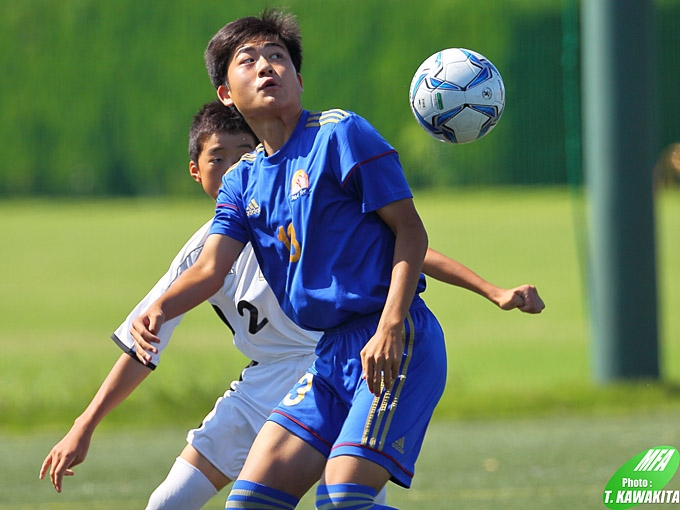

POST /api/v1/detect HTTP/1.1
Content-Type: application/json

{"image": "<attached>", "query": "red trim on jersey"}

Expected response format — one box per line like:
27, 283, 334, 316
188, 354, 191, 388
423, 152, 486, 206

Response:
341, 150, 398, 189
216, 203, 240, 210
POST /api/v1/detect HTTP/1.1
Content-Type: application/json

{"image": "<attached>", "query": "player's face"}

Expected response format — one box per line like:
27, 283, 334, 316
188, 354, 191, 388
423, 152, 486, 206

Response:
219, 38, 303, 118
190, 131, 256, 199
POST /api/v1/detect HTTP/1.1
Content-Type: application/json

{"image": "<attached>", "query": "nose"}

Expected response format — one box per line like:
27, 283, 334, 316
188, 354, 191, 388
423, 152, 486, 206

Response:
257, 56, 274, 77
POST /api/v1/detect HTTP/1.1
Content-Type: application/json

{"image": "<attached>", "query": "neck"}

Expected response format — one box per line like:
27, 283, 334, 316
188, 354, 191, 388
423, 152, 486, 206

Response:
246, 107, 303, 156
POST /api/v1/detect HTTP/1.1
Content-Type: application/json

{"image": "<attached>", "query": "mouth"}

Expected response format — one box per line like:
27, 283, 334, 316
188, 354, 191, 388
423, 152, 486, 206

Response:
259, 78, 278, 91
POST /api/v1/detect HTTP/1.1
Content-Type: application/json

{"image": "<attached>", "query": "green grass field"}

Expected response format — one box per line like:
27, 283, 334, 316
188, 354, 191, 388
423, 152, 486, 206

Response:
5, 411, 680, 509
1, 187, 679, 508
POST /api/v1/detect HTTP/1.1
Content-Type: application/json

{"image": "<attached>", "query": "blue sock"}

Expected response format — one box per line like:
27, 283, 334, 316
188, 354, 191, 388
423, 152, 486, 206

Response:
226, 480, 299, 509
316, 483, 396, 509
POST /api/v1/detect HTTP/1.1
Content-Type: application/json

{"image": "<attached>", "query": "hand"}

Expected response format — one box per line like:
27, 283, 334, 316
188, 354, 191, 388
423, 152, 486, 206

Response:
496, 284, 545, 314
39, 425, 92, 492
130, 307, 165, 365
360, 327, 404, 396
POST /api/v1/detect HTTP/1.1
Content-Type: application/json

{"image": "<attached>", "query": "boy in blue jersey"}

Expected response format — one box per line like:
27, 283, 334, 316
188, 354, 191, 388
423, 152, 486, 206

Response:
131, 9, 543, 509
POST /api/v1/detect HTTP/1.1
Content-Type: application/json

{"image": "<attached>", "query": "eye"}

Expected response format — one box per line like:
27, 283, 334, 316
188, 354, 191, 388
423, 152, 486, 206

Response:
237, 55, 256, 65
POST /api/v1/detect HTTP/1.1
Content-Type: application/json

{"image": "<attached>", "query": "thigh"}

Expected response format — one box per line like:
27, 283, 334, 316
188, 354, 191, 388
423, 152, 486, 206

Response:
237, 421, 328, 499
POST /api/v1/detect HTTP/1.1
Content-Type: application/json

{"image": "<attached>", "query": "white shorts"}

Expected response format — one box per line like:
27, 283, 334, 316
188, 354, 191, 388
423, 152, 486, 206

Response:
186, 352, 317, 480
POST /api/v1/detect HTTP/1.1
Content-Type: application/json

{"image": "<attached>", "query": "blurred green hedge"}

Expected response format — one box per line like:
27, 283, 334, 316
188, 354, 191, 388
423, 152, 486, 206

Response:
1, 0, 678, 196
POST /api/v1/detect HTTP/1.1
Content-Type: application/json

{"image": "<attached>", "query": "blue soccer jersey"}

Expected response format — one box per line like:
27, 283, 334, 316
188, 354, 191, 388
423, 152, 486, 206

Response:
211, 109, 423, 331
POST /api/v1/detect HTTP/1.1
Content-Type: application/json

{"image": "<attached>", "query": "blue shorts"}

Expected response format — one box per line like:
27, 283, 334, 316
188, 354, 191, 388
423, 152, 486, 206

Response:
268, 297, 447, 488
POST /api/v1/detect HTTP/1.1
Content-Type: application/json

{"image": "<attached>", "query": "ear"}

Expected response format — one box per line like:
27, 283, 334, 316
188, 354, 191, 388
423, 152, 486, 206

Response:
217, 85, 234, 106
189, 161, 202, 184
298, 73, 304, 93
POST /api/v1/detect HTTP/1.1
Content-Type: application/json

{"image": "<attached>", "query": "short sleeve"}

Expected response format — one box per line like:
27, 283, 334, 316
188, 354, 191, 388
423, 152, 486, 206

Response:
332, 114, 413, 213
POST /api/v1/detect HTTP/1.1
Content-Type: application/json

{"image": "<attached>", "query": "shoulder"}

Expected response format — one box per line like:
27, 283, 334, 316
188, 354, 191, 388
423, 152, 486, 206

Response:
171, 219, 213, 262
305, 109, 374, 133
305, 109, 353, 128
169, 219, 213, 278
306, 109, 381, 141
184, 220, 213, 247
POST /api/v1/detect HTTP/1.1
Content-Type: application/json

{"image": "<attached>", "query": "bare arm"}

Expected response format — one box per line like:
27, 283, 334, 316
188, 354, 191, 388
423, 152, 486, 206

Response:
423, 248, 545, 313
131, 234, 244, 364
39, 353, 151, 492
361, 198, 428, 395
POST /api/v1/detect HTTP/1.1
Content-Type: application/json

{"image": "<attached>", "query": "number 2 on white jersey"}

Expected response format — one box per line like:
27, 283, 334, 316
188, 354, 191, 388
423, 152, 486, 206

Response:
237, 300, 269, 335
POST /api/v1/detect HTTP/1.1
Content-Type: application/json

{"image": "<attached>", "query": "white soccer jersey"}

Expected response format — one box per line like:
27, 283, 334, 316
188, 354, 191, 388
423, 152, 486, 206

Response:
112, 219, 321, 368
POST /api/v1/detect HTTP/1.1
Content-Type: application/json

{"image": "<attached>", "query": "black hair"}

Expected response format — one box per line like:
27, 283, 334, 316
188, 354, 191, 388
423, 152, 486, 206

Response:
205, 8, 302, 90
188, 100, 257, 163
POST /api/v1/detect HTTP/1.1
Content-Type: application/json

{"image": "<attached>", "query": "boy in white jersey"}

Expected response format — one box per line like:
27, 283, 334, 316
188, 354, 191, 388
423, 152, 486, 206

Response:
38, 101, 297, 508
131, 9, 545, 509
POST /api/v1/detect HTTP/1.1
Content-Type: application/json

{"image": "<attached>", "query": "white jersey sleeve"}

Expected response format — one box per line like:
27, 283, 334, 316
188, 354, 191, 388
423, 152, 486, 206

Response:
111, 220, 214, 368
112, 219, 321, 369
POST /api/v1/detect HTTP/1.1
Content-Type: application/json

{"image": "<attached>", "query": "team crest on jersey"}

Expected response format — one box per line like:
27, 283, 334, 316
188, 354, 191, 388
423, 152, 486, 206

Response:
290, 169, 309, 201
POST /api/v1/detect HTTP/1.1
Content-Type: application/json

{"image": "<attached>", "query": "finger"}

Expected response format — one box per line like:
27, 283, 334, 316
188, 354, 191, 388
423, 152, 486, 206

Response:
510, 290, 525, 310
134, 334, 158, 355
39, 454, 52, 480
133, 340, 151, 365
519, 297, 534, 312
382, 359, 398, 392
383, 372, 394, 392
371, 359, 386, 395
381, 370, 391, 393
50, 461, 61, 492
132, 324, 156, 345
372, 368, 383, 395
499, 289, 524, 311
130, 325, 160, 364
134, 347, 149, 365
53, 465, 70, 493
520, 287, 544, 313
143, 336, 159, 352
390, 361, 400, 389
363, 357, 376, 394
131, 320, 161, 348
50, 465, 61, 492
51, 455, 72, 493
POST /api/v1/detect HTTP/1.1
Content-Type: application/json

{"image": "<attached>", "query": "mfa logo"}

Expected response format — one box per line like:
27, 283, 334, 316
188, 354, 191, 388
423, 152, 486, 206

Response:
604, 446, 679, 508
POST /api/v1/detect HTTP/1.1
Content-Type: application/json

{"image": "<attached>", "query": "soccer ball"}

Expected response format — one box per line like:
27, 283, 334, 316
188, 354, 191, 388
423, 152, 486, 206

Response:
409, 48, 505, 144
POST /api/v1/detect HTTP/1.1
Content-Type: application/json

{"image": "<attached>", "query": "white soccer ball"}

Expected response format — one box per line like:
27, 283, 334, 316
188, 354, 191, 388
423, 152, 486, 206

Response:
409, 48, 505, 144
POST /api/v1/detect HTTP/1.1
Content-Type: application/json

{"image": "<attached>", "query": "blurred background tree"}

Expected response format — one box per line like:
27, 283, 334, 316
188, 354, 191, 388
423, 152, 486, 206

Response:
0, 0, 678, 197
